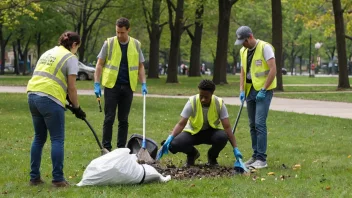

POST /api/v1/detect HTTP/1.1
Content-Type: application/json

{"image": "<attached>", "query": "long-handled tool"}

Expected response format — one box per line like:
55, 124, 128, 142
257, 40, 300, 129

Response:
65, 96, 109, 155
232, 101, 249, 174
96, 97, 102, 112
136, 93, 155, 164
82, 118, 110, 156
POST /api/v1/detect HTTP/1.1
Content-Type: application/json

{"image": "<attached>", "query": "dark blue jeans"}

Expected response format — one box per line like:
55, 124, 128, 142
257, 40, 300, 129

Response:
102, 84, 133, 150
246, 86, 273, 161
28, 94, 65, 182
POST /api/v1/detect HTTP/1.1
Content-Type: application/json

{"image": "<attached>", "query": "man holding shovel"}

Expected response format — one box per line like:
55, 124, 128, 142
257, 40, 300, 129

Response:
235, 26, 276, 169
157, 80, 243, 167
94, 17, 148, 151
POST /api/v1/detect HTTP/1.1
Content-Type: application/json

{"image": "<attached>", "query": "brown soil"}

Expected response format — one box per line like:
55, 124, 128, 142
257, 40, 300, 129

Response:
150, 162, 244, 180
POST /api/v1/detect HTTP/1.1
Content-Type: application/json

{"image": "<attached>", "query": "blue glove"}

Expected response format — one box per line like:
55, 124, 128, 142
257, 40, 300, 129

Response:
156, 135, 174, 160
94, 82, 101, 97
256, 88, 266, 101
142, 83, 148, 95
233, 147, 243, 160
239, 91, 245, 102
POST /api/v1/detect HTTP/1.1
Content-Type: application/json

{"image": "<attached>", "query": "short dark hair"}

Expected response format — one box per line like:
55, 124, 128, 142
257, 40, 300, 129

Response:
116, 17, 130, 29
198, 79, 216, 93
58, 31, 80, 51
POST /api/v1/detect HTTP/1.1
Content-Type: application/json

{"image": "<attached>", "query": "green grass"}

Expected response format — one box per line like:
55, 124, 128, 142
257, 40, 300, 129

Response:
1, 93, 351, 197
1, 75, 351, 102
275, 92, 352, 103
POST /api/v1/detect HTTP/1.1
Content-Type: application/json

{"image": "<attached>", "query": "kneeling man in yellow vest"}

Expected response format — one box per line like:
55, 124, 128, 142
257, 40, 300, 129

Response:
157, 79, 243, 166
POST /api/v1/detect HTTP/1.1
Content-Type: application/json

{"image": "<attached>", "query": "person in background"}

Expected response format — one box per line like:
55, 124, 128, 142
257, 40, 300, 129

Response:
235, 26, 276, 169
27, 31, 86, 187
94, 17, 147, 151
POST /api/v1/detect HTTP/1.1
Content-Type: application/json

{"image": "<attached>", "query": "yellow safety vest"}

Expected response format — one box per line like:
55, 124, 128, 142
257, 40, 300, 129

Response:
240, 40, 277, 96
102, 36, 140, 90
27, 46, 74, 105
184, 94, 224, 135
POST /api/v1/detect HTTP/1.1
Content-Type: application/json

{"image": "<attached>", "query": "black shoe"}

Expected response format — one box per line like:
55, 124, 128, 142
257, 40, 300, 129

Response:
29, 178, 44, 186
185, 149, 200, 167
52, 180, 70, 187
206, 153, 219, 166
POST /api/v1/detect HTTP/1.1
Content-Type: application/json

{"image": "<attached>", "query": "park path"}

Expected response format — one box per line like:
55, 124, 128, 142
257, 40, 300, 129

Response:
0, 85, 351, 119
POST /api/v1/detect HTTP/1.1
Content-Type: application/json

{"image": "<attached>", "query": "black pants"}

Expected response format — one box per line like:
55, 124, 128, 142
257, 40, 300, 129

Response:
102, 84, 133, 150
169, 129, 228, 160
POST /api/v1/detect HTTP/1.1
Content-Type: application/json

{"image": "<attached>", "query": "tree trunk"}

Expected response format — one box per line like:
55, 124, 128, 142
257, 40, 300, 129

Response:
0, 24, 5, 75
189, 1, 204, 77
272, 0, 283, 91
36, 32, 41, 61
213, 0, 235, 84
13, 41, 19, 75
166, 0, 185, 83
146, 0, 163, 79
332, 0, 350, 88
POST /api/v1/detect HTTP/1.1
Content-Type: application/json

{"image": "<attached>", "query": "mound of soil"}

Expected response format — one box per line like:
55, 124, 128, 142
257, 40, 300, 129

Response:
151, 163, 242, 180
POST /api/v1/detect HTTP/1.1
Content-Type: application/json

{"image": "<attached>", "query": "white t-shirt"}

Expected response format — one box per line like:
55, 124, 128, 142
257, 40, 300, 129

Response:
244, 40, 275, 62
180, 101, 229, 131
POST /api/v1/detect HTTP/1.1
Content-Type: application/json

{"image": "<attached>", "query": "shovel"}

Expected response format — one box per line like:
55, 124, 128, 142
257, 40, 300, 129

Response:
136, 93, 155, 164
232, 101, 249, 174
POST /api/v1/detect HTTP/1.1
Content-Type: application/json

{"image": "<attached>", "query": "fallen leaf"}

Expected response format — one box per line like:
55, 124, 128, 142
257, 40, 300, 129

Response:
250, 169, 257, 173
267, 172, 275, 176
292, 167, 297, 170
2, 191, 8, 194
190, 184, 195, 187
295, 174, 298, 178
261, 178, 266, 181
294, 164, 301, 168
326, 186, 331, 190
252, 176, 257, 181
69, 176, 73, 179
348, 155, 351, 158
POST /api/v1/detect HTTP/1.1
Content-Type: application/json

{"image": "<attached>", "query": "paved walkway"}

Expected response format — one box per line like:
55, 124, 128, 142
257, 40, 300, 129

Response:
1, 86, 351, 119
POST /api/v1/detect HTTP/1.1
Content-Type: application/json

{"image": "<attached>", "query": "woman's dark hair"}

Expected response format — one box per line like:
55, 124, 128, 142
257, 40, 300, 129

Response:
198, 79, 216, 93
116, 17, 130, 29
58, 31, 80, 50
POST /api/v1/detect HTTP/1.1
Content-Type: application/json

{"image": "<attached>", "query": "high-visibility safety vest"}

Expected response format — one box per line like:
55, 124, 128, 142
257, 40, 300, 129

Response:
240, 40, 277, 96
184, 94, 224, 135
27, 46, 74, 105
102, 36, 140, 90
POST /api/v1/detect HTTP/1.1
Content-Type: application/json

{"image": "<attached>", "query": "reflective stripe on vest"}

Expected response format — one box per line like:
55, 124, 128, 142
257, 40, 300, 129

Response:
184, 94, 224, 135
27, 46, 73, 105
240, 40, 277, 95
102, 36, 140, 90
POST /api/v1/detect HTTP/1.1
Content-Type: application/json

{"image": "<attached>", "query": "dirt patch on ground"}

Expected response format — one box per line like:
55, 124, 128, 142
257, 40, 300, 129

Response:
151, 162, 242, 180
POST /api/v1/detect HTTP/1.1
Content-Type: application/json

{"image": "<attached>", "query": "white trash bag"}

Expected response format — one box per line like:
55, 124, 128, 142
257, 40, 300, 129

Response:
76, 148, 171, 186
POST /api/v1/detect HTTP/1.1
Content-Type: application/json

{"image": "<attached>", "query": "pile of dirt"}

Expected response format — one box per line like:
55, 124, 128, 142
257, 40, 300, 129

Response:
151, 163, 240, 180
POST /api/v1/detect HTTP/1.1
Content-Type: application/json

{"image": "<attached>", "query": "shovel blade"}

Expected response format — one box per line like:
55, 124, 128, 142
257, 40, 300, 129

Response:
234, 158, 249, 174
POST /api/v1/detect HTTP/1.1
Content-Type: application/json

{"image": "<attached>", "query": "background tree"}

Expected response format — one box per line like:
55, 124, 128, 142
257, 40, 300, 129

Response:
272, 0, 283, 91
212, 0, 238, 85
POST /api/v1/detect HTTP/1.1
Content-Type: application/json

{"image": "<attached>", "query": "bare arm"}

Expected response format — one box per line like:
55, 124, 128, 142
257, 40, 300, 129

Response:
170, 117, 188, 137
264, 58, 277, 89
240, 67, 245, 91
138, 62, 146, 83
94, 58, 105, 83
67, 74, 79, 108
221, 118, 237, 148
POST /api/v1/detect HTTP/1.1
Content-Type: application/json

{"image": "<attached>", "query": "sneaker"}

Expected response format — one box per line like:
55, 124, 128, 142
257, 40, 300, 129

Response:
249, 160, 268, 169
52, 180, 70, 187
244, 157, 256, 167
185, 150, 200, 167
29, 178, 44, 186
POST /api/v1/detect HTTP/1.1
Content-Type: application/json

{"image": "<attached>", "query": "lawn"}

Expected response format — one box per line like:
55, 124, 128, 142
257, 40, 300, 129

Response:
0, 93, 351, 197
1, 75, 351, 102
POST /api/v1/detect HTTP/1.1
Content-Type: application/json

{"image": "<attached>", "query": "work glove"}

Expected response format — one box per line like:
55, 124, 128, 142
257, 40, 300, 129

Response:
142, 83, 148, 94
233, 147, 243, 160
66, 105, 86, 120
256, 88, 266, 102
156, 135, 174, 160
239, 91, 245, 102
94, 82, 101, 97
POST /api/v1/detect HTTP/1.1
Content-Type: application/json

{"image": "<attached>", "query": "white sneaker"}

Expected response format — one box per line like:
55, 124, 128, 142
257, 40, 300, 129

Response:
249, 160, 268, 169
244, 157, 256, 167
